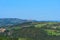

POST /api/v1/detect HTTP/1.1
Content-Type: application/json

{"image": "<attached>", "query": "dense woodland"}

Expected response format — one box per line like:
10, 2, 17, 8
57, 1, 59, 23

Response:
0, 21, 60, 40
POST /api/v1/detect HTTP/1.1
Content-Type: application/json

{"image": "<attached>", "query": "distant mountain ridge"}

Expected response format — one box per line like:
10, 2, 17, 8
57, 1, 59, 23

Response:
0, 18, 27, 27
0, 18, 59, 27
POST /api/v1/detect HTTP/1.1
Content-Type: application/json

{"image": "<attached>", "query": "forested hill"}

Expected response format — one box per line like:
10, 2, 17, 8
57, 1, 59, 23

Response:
0, 18, 28, 27
0, 18, 60, 40
0, 21, 60, 40
0, 18, 38, 27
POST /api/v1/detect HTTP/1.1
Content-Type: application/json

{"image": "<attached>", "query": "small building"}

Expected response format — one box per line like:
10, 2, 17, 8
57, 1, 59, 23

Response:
0, 28, 6, 33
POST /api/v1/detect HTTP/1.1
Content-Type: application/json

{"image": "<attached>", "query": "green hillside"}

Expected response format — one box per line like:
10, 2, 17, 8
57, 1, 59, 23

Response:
0, 22, 60, 40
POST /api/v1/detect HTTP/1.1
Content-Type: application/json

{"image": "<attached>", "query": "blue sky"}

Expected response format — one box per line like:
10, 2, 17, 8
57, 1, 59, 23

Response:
0, 0, 60, 21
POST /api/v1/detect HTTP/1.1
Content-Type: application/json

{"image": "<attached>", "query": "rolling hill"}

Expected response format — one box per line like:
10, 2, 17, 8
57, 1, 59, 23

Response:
0, 18, 60, 40
0, 18, 27, 27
